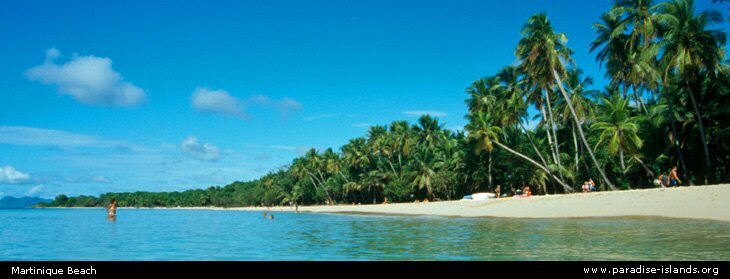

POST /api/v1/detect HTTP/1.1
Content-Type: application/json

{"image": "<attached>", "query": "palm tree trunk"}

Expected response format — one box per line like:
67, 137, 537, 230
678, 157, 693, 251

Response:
685, 79, 712, 184
519, 121, 564, 190
309, 170, 334, 205
633, 84, 649, 114
572, 122, 579, 174
339, 170, 350, 184
545, 89, 566, 183
633, 156, 655, 179
540, 105, 559, 166
386, 158, 399, 178
552, 68, 616, 190
665, 89, 691, 185
619, 147, 626, 174
488, 152, 493, 190
491, 140, 573, 193
519, 121, 550, 167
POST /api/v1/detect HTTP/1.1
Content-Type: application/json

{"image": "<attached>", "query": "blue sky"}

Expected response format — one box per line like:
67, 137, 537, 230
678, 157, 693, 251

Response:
1, 0, 727, 198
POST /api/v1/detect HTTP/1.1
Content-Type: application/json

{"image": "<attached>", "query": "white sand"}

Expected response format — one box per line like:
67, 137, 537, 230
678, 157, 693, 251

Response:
227, 184, 730, 222
71, 184, 730, 222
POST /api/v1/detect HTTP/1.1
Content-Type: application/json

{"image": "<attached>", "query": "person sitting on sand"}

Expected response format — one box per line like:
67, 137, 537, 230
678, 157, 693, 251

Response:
653, 176, 661, 187
582, 181, 590, 193
669, 166, 682, 187
588, 179, 597, 192
522, 186, 532, 197
656, 173, 668, 187
106, 199, 117, 221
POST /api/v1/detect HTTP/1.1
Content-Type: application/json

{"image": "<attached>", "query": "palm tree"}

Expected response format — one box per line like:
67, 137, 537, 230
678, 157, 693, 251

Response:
323, 148, 350, 184
659, 0, 727, 182
409, 146, 443, 200
304, 149, 335, 204
465, 76, 499, 114
518, 13, 616, 190
466, 111, 573, 193
465, 111, 502, 190
517, 14, 571, 175
558, 69, 597, 175
367, 125, 398, 177
415, 115, 446, 149
389, 120, 413, 172
592, 95, 644, 172
611, 0, 665, 49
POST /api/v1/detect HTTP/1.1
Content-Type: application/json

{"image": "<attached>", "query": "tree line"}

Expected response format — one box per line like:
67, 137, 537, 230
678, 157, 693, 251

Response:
39, 0, 730, 208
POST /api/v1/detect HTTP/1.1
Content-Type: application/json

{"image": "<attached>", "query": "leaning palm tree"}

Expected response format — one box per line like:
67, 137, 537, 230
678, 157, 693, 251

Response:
659, 0, 727, 181
466, 111, 573, 193
304, 149, 335, 204
591, 95, 644, 173
558, 69, 597, 175
516, 14, 570, 180
518, 13, 616, 190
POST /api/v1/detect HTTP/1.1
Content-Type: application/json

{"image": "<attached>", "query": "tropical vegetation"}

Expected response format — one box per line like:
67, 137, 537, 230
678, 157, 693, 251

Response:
40, 0, 730, 208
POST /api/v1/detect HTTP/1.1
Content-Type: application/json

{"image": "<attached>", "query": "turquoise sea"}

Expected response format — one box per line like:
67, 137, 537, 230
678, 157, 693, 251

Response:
1, 208, 729, 260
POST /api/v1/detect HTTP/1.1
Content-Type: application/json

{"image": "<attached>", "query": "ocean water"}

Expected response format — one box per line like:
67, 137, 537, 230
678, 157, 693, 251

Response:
1, 208, 729, 260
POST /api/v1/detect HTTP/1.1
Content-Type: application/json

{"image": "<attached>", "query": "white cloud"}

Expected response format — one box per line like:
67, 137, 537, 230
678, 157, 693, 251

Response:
191, 87, 246, 118
0, 166, 30, 184
275, 98, 303, 117
25, 48, 146, 107
402, 110, 448, 117
93, 175, 112, 183
64, 175, 112, 184
27, 185, 43, 196
248, 95, 302, 119
180, 136, 220, 161
0, 126, 136, 150
191, 89, 301, 119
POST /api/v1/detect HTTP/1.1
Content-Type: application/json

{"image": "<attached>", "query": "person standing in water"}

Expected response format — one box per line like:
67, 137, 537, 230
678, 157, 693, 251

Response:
106, 199, 117, 221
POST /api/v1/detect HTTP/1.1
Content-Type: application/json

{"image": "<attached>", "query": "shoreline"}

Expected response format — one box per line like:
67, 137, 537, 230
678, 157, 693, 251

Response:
41, 184, 730, 222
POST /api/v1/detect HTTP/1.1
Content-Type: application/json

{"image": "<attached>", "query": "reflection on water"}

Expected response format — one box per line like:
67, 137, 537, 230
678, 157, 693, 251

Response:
0, 209, 728, 260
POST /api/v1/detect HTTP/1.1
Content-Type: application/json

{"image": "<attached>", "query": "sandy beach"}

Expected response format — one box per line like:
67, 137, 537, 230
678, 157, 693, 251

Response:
219, 184, 730, 222
67, 184, 730, 222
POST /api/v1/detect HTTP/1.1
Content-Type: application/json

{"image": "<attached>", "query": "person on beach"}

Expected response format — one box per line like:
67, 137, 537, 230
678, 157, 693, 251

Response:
106, 199, 117, 221
522, 186, 532, 197
588, 178, 598, 192
669, 166, 682, 187
655, 174, 667, 188
383, 197, 389, 204
495, 185, 501, 198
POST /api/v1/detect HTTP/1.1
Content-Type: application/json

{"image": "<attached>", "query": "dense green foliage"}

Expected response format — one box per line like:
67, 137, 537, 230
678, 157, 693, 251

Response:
40, 0, 730, 208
